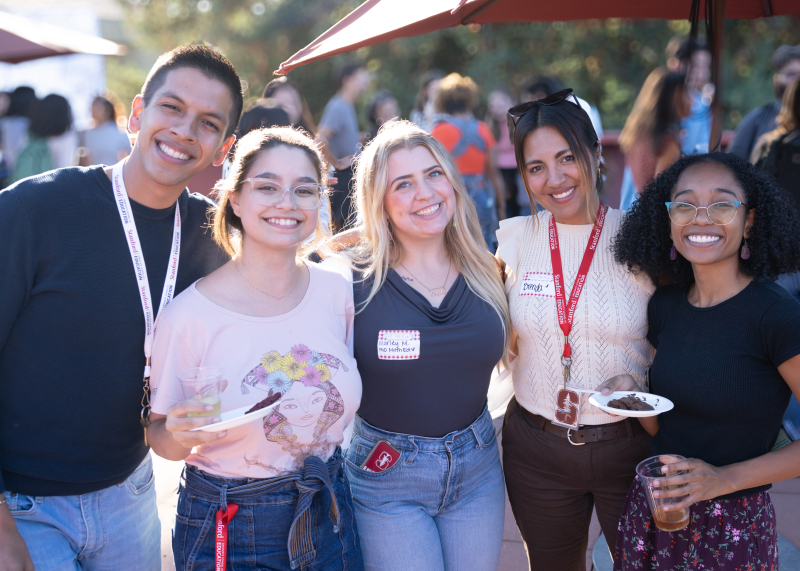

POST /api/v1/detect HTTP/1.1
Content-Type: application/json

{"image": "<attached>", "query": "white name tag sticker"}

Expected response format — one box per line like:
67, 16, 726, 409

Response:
377, 330, 420, 360
520, 272, 555, 298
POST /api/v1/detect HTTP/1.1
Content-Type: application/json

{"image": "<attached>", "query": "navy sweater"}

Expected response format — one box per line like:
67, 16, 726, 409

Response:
0, 166, 228, 496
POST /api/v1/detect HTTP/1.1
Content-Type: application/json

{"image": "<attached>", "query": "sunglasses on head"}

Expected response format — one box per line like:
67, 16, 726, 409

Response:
507, 88, 581, 136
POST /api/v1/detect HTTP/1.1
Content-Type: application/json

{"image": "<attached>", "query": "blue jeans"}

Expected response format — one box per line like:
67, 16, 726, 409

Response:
344, 407, 505, 571
174, 448, 363, 571
4, 454, 160, 571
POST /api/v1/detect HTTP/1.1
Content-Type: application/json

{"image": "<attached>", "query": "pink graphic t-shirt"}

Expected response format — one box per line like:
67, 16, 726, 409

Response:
149, 261, 361, 479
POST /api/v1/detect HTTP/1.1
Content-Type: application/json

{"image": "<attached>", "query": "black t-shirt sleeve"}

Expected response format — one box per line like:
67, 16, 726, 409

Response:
761, 297, 800, 367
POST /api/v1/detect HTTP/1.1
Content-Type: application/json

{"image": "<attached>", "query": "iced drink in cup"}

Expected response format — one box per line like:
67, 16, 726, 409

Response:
637, 455, 691, 532
177, 367, 224, 418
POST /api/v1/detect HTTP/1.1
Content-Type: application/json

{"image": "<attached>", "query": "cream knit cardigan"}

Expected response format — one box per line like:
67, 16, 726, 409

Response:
496, 208, 655, 426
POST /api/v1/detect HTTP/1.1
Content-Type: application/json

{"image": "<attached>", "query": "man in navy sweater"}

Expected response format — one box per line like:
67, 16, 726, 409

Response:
0, 45, 241, 571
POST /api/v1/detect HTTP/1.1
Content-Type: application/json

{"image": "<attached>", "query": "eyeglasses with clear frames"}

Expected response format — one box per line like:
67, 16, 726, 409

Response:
245, 178, 324, 210
664, 201, 746, 226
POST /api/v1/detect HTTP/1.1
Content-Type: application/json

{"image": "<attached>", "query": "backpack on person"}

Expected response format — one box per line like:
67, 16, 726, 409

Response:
758, 130, 800, 212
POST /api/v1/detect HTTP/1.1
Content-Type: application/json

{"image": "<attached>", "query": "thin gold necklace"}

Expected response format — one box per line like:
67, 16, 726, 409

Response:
398, 260, 452, 297
236, 262, 303, 301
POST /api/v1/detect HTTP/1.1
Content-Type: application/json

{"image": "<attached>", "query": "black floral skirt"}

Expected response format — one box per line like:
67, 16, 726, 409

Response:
613, 476, 778, 570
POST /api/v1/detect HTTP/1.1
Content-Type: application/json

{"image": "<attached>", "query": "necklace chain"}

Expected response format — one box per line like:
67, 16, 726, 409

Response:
398, 260, 452, 296
236, 262, 303, 301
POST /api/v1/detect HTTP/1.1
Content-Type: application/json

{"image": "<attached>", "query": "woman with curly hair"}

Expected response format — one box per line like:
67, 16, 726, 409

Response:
612, 152, 800, 569
497, 89, 654, 570
146, 127, 364, 571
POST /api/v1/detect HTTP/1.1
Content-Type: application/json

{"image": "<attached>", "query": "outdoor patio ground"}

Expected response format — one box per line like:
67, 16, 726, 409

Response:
153, 418, 800, 571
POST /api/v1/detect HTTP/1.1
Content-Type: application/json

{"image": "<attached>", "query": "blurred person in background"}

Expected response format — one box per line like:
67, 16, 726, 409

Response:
728, 44, 800, 159
752, 78, 800, 446
667, 37, 713, 155
236, 101, 292, 137
10, 94, 77, 184
619, 69, 690, 197
79, 95, 131, 167
262, 76, 317, 135
753, 78, 800, 303
0, 87, 37, 174
316, 62, 371, 230
367, 89, 400, 140
431, 73, 505, 251
409, 69, 444, 133
221, 99, 292, 179
486, 88, 520, 218
621, 38, 714, 210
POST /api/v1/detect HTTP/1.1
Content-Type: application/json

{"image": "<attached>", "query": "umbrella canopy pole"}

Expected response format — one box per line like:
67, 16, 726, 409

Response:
709, 0, 726, 151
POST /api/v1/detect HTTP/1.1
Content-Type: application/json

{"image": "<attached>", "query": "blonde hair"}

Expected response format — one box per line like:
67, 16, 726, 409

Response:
349, 119, 511, 358
434, 73, 480, 115
776, 78, 800, 132
212, 127, 330, 258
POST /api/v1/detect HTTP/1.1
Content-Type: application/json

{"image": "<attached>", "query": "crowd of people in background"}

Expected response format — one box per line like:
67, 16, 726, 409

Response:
0, 88, 131, 188
2, 35, 800, 571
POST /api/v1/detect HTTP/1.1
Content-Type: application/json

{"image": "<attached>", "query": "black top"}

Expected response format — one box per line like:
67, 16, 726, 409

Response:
353, 269, 505, 437
0, 166, 228, 496
647, 279, 800, 499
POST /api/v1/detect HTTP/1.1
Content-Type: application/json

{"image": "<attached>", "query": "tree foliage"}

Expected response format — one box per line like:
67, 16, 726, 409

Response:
111, 0, 800, 130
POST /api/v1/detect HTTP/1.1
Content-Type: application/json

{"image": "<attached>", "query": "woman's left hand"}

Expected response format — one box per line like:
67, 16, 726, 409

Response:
651, 457, 735, 511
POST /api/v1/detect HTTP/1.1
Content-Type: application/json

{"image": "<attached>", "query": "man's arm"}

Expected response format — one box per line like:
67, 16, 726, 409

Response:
315, 126, 352, 172
0, 189, 37, 570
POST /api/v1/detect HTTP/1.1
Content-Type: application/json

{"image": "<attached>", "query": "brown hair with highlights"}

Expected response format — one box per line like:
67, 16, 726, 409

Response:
212, 127, 329, 258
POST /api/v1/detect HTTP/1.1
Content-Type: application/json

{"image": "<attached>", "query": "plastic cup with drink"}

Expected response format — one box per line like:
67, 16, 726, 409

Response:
637, 454, 691, 532
177, 367, 224, 418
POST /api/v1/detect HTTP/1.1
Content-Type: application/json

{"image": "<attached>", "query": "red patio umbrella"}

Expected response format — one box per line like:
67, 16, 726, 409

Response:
0, 10, 127, 64
276, 0, 798, 76
276, 0, 800, 150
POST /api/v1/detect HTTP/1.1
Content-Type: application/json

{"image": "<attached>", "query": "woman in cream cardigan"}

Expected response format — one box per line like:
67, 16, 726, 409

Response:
497, 90, 654, 570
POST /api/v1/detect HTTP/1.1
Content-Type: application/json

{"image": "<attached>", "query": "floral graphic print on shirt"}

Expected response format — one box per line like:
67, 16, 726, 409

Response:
241, 344, 348, 471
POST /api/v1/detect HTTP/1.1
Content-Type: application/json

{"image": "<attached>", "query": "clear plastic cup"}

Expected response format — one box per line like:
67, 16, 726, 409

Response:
637, 454, 691, 532
177, 367, 224, 418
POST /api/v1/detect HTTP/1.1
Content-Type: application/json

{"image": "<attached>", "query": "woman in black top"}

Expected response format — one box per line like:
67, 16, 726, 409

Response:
338, 119, 512, 571
613, 152, 800, 569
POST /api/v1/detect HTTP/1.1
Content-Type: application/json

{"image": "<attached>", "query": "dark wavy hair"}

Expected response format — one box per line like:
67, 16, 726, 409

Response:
613, 152, 800, 287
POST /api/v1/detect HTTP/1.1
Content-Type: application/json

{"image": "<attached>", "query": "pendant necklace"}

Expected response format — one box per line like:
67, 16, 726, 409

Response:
236, 262, 303, 301
398, 260, 452, 297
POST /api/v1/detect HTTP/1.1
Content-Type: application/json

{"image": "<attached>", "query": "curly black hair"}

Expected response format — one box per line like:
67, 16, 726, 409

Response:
613, 152, 800, 287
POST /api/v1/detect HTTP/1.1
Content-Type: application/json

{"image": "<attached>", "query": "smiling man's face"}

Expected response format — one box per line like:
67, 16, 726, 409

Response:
128, 67, 235, 190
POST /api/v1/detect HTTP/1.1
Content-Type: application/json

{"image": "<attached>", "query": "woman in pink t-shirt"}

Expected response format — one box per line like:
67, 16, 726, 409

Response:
147, 127, 364, 571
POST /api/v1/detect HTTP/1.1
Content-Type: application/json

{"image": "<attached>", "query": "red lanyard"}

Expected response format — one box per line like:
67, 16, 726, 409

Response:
215, 503, 238, 571
548, 203, 605, 360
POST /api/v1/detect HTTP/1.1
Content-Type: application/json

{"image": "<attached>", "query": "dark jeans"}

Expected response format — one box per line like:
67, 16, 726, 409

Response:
501, 398, 651, 571
174, 449, 363, 571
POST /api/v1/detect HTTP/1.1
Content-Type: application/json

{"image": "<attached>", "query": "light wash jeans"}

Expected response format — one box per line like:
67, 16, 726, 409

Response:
344, 407, 505, 571
4, 454, 160, 571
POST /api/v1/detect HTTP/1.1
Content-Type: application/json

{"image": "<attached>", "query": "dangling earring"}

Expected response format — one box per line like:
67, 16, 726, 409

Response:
740, 239, 751, 260
670, 245, 677, 261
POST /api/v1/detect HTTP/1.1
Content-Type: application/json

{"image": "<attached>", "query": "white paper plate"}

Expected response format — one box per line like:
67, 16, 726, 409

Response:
589, 391, 673, 418
190, 398, 282, 432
